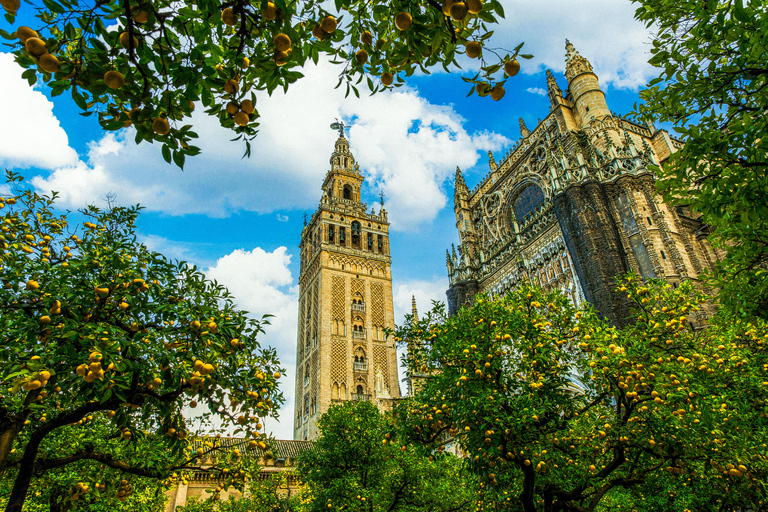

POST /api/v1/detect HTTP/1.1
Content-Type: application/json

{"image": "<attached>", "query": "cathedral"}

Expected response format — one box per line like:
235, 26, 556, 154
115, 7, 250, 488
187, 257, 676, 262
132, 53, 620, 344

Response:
446, 41, 717, 326
293, 127, 400, 441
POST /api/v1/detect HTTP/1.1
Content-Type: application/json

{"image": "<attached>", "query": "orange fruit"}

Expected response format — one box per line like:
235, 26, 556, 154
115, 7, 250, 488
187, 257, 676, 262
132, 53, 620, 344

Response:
465, 41, 482, 59
442, 0, 455, 15
152, 117, 170, 135
476, 82, 490, 97
395, 12, 413, 31
355, 49, 368, 64
25, 37, 47, 57
104, 70, 125, 89
274, 33, 291, 52
234, 112, 250, 126
466, 0, 482, 13
312, 25, 325, 39
38, 53, 60, 73
505, 59, 520, 76
1, 0, 20, 12
360, 30, 373, 46
274, 50, 289, 66
133, 10, 148, 23
381, 72, 394, 86
16, 26, 37, 43
321, 15, 337, 33
449, 1, 468, 20
490, 84, 505, 101
221, 7, 237, 26
224, 79, 239, 94
240, 99, 255, 114
119, 31, 138, 49
263, 2, 277, 20
225, 101, 239, 115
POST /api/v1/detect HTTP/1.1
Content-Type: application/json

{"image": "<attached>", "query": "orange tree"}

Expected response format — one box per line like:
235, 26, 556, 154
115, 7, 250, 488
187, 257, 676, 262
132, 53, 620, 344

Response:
393, 278, 768, 512
296, 400, 476, 512
0, 173, 284, 512
0, 0, 526, 167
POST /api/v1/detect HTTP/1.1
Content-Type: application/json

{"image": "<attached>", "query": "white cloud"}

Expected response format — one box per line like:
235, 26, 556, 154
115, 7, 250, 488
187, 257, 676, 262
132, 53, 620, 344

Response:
30, 57, 508, 230
276, 214, 289, 222
0, 53, 78, 170
500, 0, 656, 89
527, 87, 547, 96
204, 247, 299, 440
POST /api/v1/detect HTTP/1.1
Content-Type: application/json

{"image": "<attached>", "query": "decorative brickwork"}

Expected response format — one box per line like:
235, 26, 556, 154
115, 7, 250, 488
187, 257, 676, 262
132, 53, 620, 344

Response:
371, 282, 384, 327
331, 276, 345, 320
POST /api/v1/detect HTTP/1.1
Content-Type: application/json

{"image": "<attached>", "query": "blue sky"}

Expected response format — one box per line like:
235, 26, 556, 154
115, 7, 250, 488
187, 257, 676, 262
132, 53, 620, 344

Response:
0, 0, 660, 438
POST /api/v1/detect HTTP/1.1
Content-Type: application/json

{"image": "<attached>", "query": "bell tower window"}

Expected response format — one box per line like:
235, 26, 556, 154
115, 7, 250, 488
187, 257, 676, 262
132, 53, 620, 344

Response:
343, 185, 352, 200
328, 225, 335, 243
351, 221, 361, 248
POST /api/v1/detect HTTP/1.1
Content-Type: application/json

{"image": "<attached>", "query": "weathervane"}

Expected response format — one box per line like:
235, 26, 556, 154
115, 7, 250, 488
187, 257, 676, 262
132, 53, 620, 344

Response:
303, 212, 308, 226
379, 191, 387, 208
330, 119, 345, 137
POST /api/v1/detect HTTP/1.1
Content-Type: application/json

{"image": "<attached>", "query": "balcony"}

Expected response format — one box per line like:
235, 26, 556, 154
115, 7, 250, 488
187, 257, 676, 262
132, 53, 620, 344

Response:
350, 393, 371, 401
352, 303, 366, 312
303, 377, 310, 388
353, 361, 368, 372
352, 330, 366, 340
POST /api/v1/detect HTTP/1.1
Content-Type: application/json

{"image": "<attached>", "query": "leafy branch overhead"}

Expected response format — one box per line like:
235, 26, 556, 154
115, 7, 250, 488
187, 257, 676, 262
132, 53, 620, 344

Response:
0, 0, 527, 167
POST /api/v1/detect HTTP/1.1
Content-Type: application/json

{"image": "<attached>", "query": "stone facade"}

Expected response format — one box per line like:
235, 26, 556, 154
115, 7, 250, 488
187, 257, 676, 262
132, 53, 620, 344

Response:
446, 41, 717, 326
294, 132, 401, 441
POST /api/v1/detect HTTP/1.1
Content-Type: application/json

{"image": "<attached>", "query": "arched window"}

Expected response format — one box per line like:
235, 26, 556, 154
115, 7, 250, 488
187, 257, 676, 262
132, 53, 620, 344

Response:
351, 221, 361, 248
343, 185, 352, 200
367, 233, 373, 251
328, 225, 335, 243
513, 184, 545, 225
357, 385, 364, 394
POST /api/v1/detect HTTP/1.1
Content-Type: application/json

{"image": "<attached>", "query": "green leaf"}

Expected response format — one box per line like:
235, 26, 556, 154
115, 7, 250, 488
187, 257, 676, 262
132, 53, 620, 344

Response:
162, 144, 172, 164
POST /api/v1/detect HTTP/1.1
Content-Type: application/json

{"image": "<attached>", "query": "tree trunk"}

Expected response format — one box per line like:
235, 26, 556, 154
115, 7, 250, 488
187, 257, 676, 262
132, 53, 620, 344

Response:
4, 429, 44, 512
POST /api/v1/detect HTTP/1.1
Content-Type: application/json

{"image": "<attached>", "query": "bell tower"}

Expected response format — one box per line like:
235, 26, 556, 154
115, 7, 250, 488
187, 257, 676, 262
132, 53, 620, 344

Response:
293, 124, 401, 441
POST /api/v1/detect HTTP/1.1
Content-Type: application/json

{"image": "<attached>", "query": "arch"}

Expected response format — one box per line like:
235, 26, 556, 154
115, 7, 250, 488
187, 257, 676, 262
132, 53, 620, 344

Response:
332, 382, 339, 400
351, 221, 361, 248
354, 346, 366, 361
340, 382, 347, 399
512, 183, 545, 225
356, 384, 364, 395
343, 185, 352, 200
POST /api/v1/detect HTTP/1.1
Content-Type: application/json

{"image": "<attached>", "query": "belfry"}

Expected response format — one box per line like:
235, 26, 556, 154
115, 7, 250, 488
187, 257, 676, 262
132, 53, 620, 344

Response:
293, 124, 400, 441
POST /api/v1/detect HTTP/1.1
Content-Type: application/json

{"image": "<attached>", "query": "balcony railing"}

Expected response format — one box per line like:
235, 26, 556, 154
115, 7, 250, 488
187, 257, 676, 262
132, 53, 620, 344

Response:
352, 303, 366, 312
350, 393, 370, 401
353, 361, 368, 371
304, 377, 310, 388
352, 330, 366, 339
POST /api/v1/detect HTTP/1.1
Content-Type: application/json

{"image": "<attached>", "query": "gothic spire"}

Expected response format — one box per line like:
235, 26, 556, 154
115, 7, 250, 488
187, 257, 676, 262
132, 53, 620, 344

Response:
519, 117, 530, 138
454, 167, 469, 198
411, 296, 419, 324
488, 151, 497, 171
564, 39, 594, 82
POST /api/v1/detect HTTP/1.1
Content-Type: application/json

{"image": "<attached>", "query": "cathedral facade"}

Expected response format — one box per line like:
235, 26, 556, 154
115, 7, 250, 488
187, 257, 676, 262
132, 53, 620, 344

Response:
446, 41, 717, 326
294, 131, 400, 441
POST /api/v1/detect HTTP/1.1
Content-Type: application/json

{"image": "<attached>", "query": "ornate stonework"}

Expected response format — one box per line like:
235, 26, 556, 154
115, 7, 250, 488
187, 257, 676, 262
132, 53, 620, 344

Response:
294, 133, 400, 440
447, 41, 717, 326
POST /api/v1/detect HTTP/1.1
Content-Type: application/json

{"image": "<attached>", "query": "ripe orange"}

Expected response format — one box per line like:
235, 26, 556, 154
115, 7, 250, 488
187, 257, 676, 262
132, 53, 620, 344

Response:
274, 33, 291, 52
240, 99, 255, 114
355, 49, 368, 64
16, 26, 37, 43
466, 0, 482, 13
321, 15, 337, 33
133, 10, 148, 23
225, 101, 239, 115
395, 12, 413, 31
1, 0, 20, 12
38, 53, 60, 73
224, 79, 239, 94
312, 25, 325, 39
221, 7, 237, 26
152, 117, 170, 135
263, 2, 277, 20
381, 72, 394, 86
505, 59, 520, 76
234, 112, 249, 126
274, 50, 289, 66
490, 84, 505, 101
465, 41, 482, 59
442, 0, 455, 15
476, 82, 490, 97
104, 70, 124, 89
450, 1, 468, 20
119, 31, 138, 49
360, 30, 373, 46
25, 37, 47, 57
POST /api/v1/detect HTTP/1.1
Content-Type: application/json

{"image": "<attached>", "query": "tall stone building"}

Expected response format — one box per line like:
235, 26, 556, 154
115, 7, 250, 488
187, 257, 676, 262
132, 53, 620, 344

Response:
294, 127, 401, 441
446, 41, 717, 326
